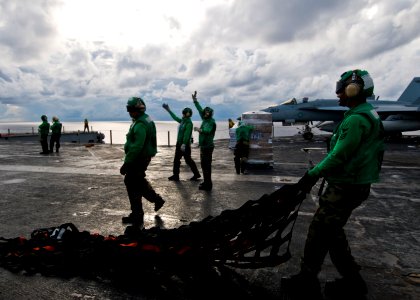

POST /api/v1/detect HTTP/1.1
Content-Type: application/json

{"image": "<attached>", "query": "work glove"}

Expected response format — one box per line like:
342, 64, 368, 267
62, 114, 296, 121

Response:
180, 144, 186, 152
297, 171, 319, 193
162, 103, 170, 111
192, 91, 197, 102
120, 163, 131, 175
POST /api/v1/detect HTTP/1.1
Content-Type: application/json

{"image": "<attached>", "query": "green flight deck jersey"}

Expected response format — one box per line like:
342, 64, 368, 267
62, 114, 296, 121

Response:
124, 113, 157, 163
309, 102, 384, 184
194, 101, 216, 148
168, 110, 194, 145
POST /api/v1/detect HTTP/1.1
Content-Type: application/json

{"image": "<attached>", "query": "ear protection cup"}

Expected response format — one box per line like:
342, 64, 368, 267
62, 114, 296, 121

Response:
338, 69, 373, 97
345, 83, 361, 98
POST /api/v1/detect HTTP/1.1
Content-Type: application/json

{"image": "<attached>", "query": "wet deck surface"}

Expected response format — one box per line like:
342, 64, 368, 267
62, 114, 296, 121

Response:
0, 136, 420, 299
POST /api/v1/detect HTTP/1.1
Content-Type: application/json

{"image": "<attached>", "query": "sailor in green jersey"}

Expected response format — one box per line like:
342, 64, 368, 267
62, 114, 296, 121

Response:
38, 115, 50, 154
84, 118, 89, 133
228, 118, 235, 129
192, 91, 217, 191
286, 70, 385, 299
49, 116, 62, 153
120, 97, 165, 225
234, 121, 254, 174
162, 103, 201, 181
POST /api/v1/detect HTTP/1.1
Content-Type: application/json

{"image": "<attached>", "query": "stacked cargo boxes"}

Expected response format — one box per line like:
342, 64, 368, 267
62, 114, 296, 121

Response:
242, 111, 273, 167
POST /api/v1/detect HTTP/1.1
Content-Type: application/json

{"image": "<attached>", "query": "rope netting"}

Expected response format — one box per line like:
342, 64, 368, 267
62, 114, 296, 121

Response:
0, 184, 305, 278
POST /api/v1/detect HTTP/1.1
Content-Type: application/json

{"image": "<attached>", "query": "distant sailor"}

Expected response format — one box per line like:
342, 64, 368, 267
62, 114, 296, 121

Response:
84, 118, 89, 133
49, 116, 62, 153
162, 103, 201, 181
228, 118, 235, 129
233, 121, 254, 174
38, 115, 50, 154
192, 91, 217, 191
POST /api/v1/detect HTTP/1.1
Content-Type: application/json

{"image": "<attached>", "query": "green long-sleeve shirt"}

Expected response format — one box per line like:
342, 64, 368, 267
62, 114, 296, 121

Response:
38, 121, 50, 137
193, 100, 216, 148
124, 113, 157, 163
235, 124, 254, 142
309, 102, 384, 184
167, 110, 194, 145
51, 121, 62, 135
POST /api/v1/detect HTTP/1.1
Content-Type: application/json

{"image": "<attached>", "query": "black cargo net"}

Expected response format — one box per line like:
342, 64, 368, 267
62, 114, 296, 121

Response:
0, 184, 305, 277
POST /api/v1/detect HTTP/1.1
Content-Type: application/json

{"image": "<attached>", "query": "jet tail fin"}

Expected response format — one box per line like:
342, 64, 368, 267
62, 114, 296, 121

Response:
397, 77, 420, 104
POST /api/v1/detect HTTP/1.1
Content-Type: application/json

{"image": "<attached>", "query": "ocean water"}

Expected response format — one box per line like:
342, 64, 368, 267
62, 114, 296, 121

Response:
0, 120, 311, 145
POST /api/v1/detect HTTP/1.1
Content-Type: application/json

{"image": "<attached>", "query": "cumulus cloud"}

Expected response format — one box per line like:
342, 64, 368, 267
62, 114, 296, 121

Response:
0, 0, 419, 122
0, 0, 59, 61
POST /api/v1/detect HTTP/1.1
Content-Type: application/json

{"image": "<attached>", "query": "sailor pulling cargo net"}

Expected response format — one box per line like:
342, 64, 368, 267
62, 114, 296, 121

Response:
0, 184, 306, 278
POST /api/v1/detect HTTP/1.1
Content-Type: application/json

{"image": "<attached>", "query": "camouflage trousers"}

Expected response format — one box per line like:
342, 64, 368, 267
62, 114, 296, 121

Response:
301, 183, 371, 276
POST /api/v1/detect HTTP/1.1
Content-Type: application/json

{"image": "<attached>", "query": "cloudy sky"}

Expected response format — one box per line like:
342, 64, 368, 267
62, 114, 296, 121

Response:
1, 0, 419, 122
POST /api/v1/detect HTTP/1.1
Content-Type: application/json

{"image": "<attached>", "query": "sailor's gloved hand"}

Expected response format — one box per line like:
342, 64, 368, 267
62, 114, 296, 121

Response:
180, 144, 186, 152
192, 91, 197, 102
297, 171, 319, 193
162, 103, 170, 111
120, 163, 131, 175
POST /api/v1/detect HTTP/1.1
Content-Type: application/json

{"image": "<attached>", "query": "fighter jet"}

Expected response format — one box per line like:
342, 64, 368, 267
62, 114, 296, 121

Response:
262, 77, 420, 140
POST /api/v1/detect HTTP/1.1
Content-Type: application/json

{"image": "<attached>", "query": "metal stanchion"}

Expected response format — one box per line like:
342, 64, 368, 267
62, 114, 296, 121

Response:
110, 130, 113, 145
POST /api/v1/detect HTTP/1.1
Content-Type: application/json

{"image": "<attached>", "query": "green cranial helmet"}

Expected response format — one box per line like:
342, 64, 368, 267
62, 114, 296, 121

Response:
203, 106, 214, 118
126, 97, 146, 112
182, 107, 192, 116
336, 69, 374, 97
41, 115, 47, 121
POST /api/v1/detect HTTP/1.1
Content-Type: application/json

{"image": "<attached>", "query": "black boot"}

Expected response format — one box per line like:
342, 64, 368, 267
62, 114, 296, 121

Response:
168, 174, 180, 181
199, 182, 212, 191
201, 170, 212, 190
154, 197, 165, 212
122, 213, 144, 224
190, 174, 201, 181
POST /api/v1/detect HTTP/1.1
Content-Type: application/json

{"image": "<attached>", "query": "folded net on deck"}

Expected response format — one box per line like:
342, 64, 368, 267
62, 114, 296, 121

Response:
0, 184, 305, 277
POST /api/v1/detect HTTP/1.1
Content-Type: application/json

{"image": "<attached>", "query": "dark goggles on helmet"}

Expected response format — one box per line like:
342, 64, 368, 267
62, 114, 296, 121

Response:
336, 80, 345, 94
126, 106, 137, 112
182, 108, 192, 115
126, 105, 145, 112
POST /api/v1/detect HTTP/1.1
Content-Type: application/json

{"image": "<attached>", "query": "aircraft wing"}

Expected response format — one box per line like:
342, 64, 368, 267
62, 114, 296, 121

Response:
299, 106, 348, 111
301, 104, 420, 113
373, 105, 420, 112
265, 77, 420, 135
